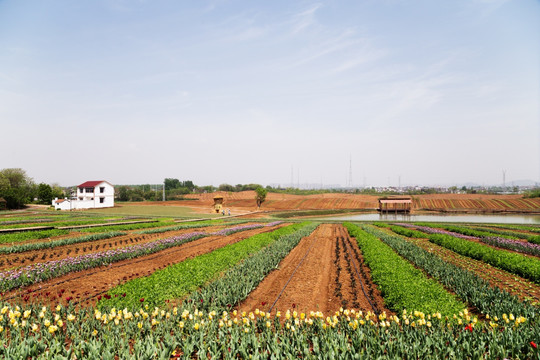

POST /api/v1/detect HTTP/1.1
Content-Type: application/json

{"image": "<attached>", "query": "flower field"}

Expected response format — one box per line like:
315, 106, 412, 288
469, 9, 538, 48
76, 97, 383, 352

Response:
1, 210, 540, 358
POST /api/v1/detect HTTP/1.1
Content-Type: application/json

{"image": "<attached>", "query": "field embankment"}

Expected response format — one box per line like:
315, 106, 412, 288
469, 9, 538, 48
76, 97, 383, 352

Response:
140, 191, 540, 215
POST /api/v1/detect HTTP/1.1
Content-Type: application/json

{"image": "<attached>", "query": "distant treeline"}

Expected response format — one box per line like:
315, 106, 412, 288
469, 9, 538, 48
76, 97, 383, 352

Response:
113, 179, 538, 203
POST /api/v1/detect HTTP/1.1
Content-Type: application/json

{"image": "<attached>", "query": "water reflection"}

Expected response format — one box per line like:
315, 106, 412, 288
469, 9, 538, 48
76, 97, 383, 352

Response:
325, 213, 540, 224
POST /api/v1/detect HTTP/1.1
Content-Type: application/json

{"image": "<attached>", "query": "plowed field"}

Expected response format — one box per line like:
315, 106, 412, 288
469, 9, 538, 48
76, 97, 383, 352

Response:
136, 191, 540, 215
238, 224, 388, 315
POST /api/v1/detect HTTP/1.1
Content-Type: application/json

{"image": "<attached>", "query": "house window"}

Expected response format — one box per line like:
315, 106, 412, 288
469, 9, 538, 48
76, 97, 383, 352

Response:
85, 187, 94, 193
100, 197, 105, 204
100, 187, 105, 193
79, 197, 83, 200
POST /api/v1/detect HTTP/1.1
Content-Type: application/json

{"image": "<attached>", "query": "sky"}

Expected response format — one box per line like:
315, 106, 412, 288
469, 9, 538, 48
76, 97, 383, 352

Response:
1, 0, 539, 188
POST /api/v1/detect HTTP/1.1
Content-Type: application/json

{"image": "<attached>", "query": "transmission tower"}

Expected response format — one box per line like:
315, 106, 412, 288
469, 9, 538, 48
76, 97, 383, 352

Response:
348, 155, 353, 187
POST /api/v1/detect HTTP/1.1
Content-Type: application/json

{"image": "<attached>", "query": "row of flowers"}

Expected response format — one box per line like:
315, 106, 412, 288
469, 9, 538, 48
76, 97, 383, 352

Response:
0, 222, 281, 293
0, 231, 127, 255
398, 223, 540, 257
370, 223, 540, 319
395, 223, 540, 284
0, 303, 537, 359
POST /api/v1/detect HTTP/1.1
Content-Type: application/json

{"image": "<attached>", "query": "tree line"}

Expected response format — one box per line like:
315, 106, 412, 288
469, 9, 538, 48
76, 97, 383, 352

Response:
0, 168, 65, 209
115, 180, 268, 202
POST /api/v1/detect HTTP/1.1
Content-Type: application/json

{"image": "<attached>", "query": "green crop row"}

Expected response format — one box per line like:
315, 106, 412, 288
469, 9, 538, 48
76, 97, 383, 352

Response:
0, 229, 70, 245
419, 230, 540, 284
414, 222, 522, 241
364, 224, 540, 319
135, 219, 234, 235
344, 223, 465, 316
0, 231, 127, 254
76, 220, 175, 233
373, 222, 427, 238
99, 223, 308, 309
0, 218, 117, 230
471, 225, 540, 242
488, 223, 540, 234
185, 222, 317, 313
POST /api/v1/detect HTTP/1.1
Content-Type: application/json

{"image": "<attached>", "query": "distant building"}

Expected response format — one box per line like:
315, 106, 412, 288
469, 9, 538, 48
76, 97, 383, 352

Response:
53, 181, 114, 210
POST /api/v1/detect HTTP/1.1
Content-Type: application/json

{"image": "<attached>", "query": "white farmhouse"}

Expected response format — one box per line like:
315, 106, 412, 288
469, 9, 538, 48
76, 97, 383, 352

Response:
53, 181, 115, 210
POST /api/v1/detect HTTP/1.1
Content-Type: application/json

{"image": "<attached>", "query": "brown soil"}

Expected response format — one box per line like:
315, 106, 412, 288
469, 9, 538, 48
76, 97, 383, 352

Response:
0, 225, 233, 271
405, 235, 540, 305
136, 191, 540, 217
238, 224, 388, 315
3, 224, 286, 307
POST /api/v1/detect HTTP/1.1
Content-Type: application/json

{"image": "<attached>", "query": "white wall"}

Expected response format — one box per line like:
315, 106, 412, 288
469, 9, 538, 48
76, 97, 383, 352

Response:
54, 182, 115, 210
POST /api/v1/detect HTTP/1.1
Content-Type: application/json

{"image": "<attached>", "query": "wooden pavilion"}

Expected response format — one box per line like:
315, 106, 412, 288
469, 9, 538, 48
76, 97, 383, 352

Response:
378, 196, 412, 214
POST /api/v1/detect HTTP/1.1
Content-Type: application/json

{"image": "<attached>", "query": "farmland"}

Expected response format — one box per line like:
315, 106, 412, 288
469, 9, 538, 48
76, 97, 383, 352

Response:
151, 191, 540, 214
1, 210, 540, 358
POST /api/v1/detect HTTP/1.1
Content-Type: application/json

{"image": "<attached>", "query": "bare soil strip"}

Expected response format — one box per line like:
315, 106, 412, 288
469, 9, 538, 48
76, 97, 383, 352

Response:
238, 224, 388, 315
3, 225, 286, 307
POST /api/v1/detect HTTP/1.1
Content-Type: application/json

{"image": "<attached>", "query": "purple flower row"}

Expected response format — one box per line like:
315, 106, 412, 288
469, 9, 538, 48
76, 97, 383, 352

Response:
209, 221, 282, 236
395, 223, 540, 257
0, 222, 277, 292
0, 231, 206, 291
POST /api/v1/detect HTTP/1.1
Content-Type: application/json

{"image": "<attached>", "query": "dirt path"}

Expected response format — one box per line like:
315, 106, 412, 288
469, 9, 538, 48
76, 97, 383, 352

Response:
238, 224, 388, 315
3, 224, 286, 307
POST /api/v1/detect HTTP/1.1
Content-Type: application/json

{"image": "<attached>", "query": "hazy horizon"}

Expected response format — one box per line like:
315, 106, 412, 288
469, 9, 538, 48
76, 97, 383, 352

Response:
1, 1, 539, 188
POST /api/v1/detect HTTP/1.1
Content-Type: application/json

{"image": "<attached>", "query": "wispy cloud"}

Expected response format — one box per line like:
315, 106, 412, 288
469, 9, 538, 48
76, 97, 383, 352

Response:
291, 3, 322, 34
331, 46, 387, 73
287, 29, 361, 68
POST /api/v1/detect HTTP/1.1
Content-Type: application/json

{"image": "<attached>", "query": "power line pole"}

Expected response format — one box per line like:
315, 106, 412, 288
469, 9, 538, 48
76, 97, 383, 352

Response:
291, 166, 293, 188
162, 181, 165, 201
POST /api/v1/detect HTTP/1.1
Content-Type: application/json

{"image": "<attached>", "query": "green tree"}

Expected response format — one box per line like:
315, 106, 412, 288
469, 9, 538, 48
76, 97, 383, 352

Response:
51, 183, 66, 199
218, 184, 235, 192
116, 186, 129, 201
0, 168, 34, 209
164, 178, 181, 191
255, 187, 267, 208
37, 183, 53, 205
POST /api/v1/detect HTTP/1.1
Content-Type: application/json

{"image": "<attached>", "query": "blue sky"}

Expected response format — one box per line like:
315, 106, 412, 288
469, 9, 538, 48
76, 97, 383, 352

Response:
1, 0, 538, 187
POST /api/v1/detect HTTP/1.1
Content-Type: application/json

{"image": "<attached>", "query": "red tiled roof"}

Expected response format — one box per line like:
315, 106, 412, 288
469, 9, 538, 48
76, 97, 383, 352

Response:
55, 199, 66, 204
78, 181, 107, 188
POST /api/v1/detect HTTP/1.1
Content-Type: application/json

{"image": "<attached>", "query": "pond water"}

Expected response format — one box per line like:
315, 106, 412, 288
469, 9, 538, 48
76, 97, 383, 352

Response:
323, 213, 540, 224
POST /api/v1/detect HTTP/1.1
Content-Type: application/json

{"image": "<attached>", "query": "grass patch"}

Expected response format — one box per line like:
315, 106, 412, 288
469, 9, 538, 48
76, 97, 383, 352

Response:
271, 209, 369, 219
